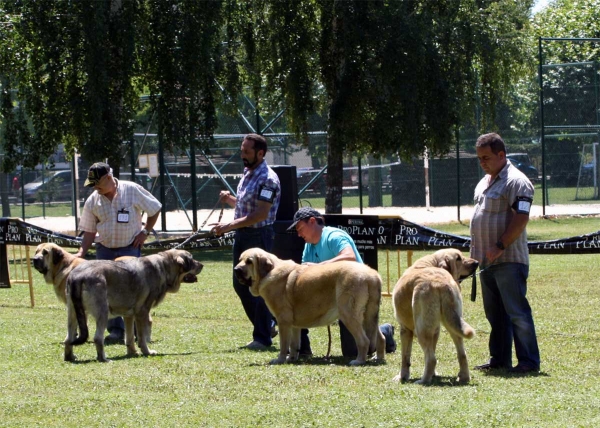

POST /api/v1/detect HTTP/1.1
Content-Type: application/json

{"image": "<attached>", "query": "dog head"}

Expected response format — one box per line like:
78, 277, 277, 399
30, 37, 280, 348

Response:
173, 250, 204, 285
434, 248, 479, 282
234, 248, 275, 294
32, 243, 65, 277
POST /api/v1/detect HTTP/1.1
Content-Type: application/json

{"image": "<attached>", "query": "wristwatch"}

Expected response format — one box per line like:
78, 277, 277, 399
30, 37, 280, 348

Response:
141, 229, 149, 236
495, 240, 505, 250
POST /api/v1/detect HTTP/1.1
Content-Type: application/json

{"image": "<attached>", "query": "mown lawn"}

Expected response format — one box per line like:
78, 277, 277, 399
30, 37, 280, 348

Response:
0, 217, 599, 427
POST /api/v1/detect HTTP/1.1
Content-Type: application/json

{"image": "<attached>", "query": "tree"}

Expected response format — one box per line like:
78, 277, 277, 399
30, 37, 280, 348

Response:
317, 0, 534, 212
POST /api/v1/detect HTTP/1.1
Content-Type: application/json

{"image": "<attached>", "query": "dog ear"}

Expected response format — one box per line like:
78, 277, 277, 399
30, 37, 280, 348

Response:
176, 254, 191, 272
257, 255, 274, 279
52, 248, 64, 265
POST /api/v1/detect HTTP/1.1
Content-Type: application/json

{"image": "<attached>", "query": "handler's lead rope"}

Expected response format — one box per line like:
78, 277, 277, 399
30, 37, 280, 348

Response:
173, 202, 225, 249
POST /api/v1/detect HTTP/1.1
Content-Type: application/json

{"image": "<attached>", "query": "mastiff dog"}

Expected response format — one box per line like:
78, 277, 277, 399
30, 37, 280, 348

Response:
234, 247, 386, 366
392, 248, 478, 384
32, 243, 87, 305
64, 249, 203, 362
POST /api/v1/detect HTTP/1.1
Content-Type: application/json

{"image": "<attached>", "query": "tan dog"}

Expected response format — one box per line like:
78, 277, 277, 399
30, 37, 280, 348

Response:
234, 247, 386, 366
392, 248, 478, 384
32, 243, 87, 304
64, 249, 203, 362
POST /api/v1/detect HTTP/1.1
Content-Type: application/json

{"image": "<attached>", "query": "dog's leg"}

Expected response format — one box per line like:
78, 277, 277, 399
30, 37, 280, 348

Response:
415, 327, 439, 385
94, 311, 109, 363
339, 316, 370, 366
146, 313, 153, 343
124, 316, 139, 356
287, 327, 301, 362
64, 302, 78, 362
271, 326, 290, 364
393, 325, 413, 382
450, 333, 470, 383
135, 314, 157, 356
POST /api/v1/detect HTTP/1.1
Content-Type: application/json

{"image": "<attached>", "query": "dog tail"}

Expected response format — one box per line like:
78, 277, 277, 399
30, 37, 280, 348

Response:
441, 284, 475, 339
68, 275, 89, 346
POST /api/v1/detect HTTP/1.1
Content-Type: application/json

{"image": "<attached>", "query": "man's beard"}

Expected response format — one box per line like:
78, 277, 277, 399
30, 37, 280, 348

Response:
243, 157, 258, 168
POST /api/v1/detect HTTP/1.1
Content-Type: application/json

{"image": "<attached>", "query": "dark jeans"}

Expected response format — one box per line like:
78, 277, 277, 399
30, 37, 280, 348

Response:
96, 243, 141, 334
480, 262, 540, 369
233, 226, 275, 346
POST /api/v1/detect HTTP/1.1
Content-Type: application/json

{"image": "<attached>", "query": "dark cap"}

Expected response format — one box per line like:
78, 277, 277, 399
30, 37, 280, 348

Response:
84, 162, 111, 187
286, 207, 322, 232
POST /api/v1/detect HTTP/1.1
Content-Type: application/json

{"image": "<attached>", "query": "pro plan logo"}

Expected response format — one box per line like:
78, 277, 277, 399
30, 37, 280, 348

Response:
348, 219, 364, 226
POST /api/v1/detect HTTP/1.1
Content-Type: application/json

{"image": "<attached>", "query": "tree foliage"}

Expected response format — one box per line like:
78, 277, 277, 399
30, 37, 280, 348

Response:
0, 0, 535, 213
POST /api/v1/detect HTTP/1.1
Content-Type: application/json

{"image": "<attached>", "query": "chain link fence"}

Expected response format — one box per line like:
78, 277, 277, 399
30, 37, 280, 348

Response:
2, 38, 599, 229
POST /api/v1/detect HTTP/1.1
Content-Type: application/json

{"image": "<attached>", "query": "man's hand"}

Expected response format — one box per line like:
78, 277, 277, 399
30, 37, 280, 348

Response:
210, 222, 231, 236
133, 230, 148, 248
219, 191, 236, 208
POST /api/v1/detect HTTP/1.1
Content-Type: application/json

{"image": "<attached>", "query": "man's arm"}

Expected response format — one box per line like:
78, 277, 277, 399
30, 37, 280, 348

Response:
485, 212, 529, 264
212, 200, 271, 235
316, 246, 357, 265
74, 231, 96, 258
132, 210, 161, 248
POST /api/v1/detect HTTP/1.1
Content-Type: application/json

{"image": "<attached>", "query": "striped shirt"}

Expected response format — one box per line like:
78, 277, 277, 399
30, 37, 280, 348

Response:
470, 160, 534, 265
234, 160, 280, 228
79, 179, 162, 248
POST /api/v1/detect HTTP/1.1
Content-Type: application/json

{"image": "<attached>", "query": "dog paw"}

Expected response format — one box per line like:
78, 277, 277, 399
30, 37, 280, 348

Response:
269, 358, 286, 365
348, 359, 366, 366
392, 374, 408, 383
414, 378, 432, 385
456, 375, 470, 384
97, 357, 112, 363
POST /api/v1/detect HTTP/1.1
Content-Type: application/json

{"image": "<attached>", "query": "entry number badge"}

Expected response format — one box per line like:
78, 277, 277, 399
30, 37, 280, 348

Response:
117, 209, 130, 223
258, 185, 276, 203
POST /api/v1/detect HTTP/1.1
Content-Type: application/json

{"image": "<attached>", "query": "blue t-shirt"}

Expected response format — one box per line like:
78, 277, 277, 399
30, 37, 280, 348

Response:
302, 226, 363, 264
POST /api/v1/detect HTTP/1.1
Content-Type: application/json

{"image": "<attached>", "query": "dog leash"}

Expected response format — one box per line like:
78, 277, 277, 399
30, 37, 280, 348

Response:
465, 259, 494, 302
173, 202, 224, 249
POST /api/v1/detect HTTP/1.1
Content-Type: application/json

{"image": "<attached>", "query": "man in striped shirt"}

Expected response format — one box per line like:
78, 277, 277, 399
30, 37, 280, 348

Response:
470, 133, 540, 374
213, 134, 281, 350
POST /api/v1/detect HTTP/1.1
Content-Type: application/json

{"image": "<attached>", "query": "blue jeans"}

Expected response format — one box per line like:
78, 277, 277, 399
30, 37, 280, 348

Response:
233, 226, 275, 346
480, 262, 540, 369
96, 243, 141, 333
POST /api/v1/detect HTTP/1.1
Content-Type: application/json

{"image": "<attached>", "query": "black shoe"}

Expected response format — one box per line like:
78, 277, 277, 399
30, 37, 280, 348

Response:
473, 361, 504, 370
299, 349, 313, 358
104, 330, 125, 345
270, 326, 278, 338
508, 364, 539, 374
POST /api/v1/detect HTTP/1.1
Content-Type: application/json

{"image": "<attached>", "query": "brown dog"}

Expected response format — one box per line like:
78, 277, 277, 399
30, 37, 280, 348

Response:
32, 243, 87, 304
64, 249, 203, 362
392, 249, 478, 384
234, 247, 385, 366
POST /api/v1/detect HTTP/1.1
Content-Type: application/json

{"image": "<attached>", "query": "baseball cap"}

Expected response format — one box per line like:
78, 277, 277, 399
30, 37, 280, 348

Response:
287, 207, 323, 232
84, 162, 111, 187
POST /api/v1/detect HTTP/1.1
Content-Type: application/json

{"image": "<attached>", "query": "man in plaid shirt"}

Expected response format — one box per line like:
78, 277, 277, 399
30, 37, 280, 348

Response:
75, 162, 162, 343
470, 133, 540, 374
213, 134, 281, 350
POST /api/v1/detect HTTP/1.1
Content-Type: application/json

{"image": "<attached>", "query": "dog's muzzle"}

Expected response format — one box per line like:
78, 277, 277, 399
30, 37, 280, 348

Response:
234, 267, 250, 286
32, 257, 47, 274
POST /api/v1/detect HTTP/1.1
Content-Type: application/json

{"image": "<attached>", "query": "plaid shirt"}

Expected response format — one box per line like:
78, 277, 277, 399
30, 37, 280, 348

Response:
470, 160, 534, 265
79, 179, 162, 248
234, 160, 280, 228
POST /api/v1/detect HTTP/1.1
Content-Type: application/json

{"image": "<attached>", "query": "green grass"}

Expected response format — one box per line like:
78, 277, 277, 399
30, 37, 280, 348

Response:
1, 220, 600, 426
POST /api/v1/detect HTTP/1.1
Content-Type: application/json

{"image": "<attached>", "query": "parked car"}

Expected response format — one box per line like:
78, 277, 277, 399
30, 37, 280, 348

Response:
506, 153, 539, 182
22, 170, 91, 203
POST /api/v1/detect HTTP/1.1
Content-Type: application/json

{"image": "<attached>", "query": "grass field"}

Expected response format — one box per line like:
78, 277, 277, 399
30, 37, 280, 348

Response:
1, 217, 599, 427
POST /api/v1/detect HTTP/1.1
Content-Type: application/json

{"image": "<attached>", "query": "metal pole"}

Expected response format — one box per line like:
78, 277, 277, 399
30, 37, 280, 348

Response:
358, 157, 363, 214
158, 103, 166, 232
456, 128, 461, 223
190, 135, 198, 231
538, 37, 547, 214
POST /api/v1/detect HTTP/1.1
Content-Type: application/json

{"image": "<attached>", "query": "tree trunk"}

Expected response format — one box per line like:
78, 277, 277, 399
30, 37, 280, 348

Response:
325, 130, 343, 214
